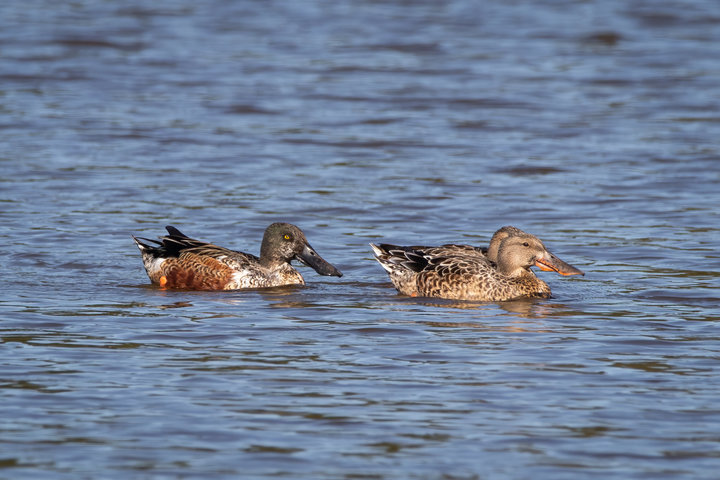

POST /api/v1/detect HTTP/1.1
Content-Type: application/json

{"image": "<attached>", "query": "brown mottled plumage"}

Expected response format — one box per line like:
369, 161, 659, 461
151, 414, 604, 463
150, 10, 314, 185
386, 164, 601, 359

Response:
133, 223, 342, 290
370, 226, 584, 301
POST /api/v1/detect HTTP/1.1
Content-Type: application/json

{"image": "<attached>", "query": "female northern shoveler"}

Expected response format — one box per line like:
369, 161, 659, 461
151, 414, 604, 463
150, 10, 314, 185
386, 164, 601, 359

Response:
370, 226, 584, 301
133, 223, 342, 290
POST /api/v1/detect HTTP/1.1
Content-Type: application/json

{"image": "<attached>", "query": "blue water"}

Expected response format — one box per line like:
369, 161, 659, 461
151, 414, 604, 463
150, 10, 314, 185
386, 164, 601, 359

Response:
2, 0, 719, 478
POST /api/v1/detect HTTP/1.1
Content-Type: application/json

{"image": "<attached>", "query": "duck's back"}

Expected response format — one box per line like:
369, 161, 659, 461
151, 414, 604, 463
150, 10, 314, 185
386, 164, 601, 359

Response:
403, 244, 487, 259
416, 255, 550, 301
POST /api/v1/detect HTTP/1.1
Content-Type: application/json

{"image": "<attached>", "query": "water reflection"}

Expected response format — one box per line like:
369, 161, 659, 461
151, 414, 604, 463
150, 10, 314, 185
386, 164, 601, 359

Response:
368, 290, 578, 318
157, 301, 194, 310
423, 320, 545, 333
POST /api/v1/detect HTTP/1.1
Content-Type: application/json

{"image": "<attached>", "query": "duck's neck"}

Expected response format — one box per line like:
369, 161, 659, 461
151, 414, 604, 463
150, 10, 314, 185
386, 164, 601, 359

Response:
259, 252, 290, 269
496, 260, 529, 277
486, 241, 501, 263
259, 236, 273, 261
259, 236, 290, 266
260, 257, 283, 269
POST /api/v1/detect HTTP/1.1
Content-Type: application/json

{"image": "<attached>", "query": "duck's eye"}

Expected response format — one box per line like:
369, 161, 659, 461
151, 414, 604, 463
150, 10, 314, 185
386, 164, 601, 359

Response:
284, 234, 292, 241
522, 242, 530, 247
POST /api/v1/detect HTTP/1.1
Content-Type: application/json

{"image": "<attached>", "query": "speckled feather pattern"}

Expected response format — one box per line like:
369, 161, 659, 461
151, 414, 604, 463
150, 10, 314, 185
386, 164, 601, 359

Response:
371, 244, 551, 301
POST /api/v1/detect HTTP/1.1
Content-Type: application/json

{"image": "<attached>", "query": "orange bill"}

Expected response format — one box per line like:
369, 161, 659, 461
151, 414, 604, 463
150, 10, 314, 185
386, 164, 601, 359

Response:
535, 251, 584, 276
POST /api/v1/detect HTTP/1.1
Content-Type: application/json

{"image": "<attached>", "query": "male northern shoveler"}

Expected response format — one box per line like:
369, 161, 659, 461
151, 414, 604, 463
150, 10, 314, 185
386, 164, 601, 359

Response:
133, 223, 342, 290
370, 226, 584, 301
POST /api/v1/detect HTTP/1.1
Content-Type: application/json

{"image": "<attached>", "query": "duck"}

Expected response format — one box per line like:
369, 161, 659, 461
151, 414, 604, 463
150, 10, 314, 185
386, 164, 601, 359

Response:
370, 226, 584, 301
133, 223, 342, 290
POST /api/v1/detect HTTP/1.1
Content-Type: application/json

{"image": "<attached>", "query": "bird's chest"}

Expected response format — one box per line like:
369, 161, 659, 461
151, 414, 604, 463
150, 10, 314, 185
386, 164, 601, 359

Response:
271, 264, 305, 286
226, 263, 305, 289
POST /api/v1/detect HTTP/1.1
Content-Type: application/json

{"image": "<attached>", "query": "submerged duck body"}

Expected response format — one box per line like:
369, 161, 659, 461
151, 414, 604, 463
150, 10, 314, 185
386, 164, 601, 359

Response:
133, 223, 342, 290
370, 226, 583, 302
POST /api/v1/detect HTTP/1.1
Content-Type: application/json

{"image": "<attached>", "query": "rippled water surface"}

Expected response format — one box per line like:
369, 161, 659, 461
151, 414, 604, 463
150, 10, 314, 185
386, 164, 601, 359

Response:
2, 0, 719, 478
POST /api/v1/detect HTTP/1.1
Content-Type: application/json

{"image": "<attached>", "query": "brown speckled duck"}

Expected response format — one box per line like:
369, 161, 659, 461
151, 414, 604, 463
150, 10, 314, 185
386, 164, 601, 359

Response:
370, 226, 584, 301
133, 223, 342, 290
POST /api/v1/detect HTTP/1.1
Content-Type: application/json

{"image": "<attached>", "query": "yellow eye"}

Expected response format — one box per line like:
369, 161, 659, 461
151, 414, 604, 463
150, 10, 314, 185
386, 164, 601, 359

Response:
284, 234, 291, 240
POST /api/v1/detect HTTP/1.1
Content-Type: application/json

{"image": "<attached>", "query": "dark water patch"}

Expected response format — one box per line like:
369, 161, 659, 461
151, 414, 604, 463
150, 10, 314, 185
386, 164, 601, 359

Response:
53, 37, 146, 52
581, 31, 622, 46
670, 116, 720, 124
324, 65, 470, 76
495, 166, 567, 176
359, 42, 445, 54
114, 6, 195, 17
279, 137, 464, 150
224, 104, 279, 115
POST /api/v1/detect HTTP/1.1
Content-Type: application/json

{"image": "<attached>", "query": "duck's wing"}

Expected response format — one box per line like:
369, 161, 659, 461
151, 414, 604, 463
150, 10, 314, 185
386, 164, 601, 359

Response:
421, 251, 494, 275
404, 243, 487, 258
372, 243, 492, 273
413, 251, 506, 299
160, 226, 257, 265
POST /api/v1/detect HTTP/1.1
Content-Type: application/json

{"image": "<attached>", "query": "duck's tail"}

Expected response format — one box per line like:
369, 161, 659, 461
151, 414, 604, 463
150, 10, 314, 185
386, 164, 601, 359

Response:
370, 243, 428, 273
132, 235, 162, 254
132, 225, 206, 259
